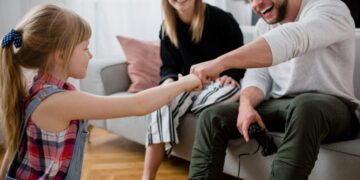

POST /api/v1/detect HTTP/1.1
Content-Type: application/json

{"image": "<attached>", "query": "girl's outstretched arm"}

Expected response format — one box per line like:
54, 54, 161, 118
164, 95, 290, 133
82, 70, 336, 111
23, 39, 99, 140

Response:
31, 74, 201, 131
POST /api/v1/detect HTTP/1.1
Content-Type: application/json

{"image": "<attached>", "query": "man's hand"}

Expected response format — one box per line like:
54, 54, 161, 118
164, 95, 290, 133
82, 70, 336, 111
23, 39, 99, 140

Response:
190, 59, 225, 85
237, 104, 266, 142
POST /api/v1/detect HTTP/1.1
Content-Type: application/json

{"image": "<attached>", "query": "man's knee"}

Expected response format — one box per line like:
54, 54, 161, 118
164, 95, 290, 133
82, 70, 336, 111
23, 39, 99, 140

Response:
288, 93, 343, 124
291, 93, 337, 112
285, 93, 352, 141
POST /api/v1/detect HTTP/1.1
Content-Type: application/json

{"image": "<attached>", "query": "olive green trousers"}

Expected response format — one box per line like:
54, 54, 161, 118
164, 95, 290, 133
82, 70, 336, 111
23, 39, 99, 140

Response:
188, 93, 358, 180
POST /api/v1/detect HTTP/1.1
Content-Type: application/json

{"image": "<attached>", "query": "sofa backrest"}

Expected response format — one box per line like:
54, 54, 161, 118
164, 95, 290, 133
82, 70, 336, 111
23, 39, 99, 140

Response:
241, 26, 360, 99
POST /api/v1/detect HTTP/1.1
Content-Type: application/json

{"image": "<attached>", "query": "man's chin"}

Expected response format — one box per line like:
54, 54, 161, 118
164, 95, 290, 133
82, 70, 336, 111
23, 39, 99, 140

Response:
264, 19, 277, 24
263, 16, 279, 24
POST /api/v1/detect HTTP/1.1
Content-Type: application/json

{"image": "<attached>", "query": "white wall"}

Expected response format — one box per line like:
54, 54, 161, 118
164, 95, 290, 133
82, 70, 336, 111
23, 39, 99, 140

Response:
205, 0, 252, 26
0, 0, 253, 59
0, 0, 59, 37
71, 0, 162, 60
226, 0, 253, 25
0, 0, 22, 37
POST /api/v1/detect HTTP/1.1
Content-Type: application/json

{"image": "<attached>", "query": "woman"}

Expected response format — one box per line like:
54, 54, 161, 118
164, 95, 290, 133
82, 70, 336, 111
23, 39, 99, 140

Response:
142, 1, 245, 179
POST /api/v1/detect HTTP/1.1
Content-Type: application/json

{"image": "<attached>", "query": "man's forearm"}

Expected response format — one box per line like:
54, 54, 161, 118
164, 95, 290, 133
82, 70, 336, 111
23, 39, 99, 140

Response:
219, 37, 273, 71
240, 86, 265, 108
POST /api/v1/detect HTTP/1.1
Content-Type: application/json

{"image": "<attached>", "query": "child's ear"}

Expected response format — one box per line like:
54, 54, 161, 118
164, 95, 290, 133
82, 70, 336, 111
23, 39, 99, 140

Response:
53, 50, 65, 65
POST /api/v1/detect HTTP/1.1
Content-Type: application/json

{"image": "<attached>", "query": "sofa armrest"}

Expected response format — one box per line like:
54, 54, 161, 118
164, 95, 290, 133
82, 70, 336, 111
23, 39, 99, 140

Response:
80, 58, 130, 95
80, 58, 130, 129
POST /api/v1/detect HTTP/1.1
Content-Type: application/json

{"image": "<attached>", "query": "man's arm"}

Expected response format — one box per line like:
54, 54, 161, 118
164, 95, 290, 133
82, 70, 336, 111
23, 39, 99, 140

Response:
190, 37, 272, 84
191, 0, 354, 84
237, 86, 266, 142
256, 0, 355, 66
220, 37, 273, 70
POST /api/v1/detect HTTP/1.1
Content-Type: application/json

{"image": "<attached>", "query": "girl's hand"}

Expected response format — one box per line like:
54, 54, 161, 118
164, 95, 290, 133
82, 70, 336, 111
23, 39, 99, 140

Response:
178, 74, 202, 91
190, 59, 224, 85
216, 75, 240, 88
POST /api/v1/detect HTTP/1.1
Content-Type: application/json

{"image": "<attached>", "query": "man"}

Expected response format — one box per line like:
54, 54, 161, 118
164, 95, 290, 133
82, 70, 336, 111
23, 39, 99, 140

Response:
189, 0, 360, 179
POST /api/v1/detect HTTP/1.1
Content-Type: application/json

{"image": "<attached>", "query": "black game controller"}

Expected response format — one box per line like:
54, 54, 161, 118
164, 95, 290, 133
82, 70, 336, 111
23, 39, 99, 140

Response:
248, 123, 278, 156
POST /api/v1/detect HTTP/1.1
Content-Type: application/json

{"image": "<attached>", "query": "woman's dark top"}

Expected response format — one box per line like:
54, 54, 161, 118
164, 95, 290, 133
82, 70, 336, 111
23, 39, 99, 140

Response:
159, 4, 245, 83
341, 0, 359, 27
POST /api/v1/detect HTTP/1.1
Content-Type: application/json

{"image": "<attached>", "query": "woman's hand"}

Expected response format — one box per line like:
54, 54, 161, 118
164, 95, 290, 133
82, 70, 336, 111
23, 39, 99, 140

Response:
161, 78, 175, 85
216, 75, 240, 88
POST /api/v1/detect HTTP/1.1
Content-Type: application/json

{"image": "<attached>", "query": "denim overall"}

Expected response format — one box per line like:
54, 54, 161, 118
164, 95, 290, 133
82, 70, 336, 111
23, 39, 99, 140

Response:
6, 86, 88, 180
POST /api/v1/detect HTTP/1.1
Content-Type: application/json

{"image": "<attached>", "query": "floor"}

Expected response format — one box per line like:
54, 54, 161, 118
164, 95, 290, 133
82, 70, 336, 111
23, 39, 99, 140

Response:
0, 127, 237, 179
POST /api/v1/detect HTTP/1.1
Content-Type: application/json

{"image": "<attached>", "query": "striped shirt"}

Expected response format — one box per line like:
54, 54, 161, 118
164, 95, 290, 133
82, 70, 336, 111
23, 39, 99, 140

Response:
147, 81, 240, 154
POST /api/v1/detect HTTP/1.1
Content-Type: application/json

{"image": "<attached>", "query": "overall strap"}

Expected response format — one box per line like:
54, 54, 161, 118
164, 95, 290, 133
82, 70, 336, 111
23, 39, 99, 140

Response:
18, 85, 65, 145
7, 85, 66, 179
24, 85, 65, 122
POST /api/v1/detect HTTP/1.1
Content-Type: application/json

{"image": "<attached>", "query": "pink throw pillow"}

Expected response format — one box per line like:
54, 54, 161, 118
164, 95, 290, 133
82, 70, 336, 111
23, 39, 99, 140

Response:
116, 36, 162, 93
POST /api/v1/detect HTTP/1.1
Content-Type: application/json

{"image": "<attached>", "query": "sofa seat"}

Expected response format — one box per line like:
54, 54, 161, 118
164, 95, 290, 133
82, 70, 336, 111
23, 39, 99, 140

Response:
80, 26, 360, 180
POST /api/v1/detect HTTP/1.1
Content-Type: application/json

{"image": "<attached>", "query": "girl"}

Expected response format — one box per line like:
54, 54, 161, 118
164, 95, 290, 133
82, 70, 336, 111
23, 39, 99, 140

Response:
0, 4, 201, 179
143, 0, 246, 179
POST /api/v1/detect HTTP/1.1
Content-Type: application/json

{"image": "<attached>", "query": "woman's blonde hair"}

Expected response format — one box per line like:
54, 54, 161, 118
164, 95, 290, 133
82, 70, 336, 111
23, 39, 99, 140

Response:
0, 4, 91, 155
161, 0, 206, 47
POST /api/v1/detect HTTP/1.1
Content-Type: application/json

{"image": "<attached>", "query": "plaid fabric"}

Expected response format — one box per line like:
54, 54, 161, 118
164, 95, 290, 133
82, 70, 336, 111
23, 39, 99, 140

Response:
8, 73, 79, 180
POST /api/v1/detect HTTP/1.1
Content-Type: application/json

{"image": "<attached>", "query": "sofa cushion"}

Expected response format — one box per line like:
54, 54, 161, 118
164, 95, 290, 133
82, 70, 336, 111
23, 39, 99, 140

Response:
268, 132, 360, 157
116, 36, 162, 93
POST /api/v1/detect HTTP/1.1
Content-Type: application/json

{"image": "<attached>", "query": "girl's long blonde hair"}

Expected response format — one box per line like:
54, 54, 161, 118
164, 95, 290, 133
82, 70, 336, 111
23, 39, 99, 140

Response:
161, 0, 206, 47
0, 4, 91, 155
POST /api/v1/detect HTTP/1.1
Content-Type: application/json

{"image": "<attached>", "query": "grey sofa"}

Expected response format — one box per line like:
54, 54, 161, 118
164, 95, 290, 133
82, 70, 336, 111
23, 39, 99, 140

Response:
80, 26, 360, 180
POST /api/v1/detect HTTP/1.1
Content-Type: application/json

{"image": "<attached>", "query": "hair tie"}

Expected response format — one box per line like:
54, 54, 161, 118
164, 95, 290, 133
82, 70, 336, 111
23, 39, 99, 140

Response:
1, 29, 22, 48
